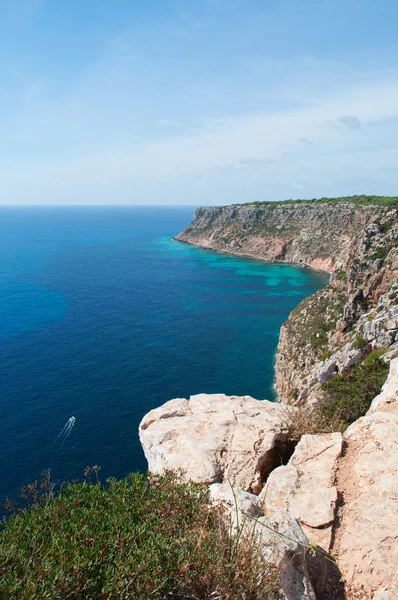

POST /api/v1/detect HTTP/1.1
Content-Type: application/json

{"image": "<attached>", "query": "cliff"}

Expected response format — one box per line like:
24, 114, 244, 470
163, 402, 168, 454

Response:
139, 359, 398, 600
136, 196, 398, 600
176, 197, 398, 409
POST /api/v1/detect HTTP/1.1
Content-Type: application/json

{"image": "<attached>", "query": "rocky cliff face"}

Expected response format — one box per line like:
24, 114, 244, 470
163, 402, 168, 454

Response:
176, 200, 398, 406
139, 358, 398, 600
138, 198, 398, 599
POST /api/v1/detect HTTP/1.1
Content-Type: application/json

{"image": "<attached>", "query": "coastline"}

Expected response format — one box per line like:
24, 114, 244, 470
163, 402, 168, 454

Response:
173, 235, 330, 404
172, 236, 332, 276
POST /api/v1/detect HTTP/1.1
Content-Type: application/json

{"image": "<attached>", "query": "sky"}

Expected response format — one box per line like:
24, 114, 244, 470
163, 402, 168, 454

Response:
1, 0, 398, 205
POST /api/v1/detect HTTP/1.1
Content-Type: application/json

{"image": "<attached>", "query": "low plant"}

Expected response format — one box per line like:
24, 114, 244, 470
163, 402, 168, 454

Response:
352, 332, 368, 350
0, 472, 279, 600
321, 350, 389, 426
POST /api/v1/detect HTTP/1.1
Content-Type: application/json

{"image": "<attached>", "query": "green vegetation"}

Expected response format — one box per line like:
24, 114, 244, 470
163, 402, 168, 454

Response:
0, 472, 278, 600
310, 320, 335, 349
378, 218, 395, 234
352, 333, 368, 351
235, 195, 398, 208
333, 268, 347, 283
321, 350, 389, 426
368, 246, 390, 262
281, 289, 347, 393
320, 349, 333, 361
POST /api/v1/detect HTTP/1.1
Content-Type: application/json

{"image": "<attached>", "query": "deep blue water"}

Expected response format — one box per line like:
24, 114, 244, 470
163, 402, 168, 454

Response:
0, 207, 327, 503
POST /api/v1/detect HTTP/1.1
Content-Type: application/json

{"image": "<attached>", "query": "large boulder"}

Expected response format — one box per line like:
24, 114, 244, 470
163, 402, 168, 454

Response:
209, 482, 262, 524
209, 482, 316, 600
363, 306, 398, 348
139, 393, 289, 493
259, 433, 343, 552
256, 509, 316, 600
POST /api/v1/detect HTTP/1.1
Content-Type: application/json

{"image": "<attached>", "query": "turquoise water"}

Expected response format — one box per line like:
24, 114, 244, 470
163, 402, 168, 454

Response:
0, 207, 327, 503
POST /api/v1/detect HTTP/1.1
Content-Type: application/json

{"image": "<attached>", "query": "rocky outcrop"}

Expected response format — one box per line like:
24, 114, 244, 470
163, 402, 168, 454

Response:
259, 433, 343, 552
138, 198, 398, 599
139, 393, 291, 493
209, 483, 316, 600
176, 203, 369, 274
368, 355, 398, 413
276, 243, 398, 407
332, 383, 398, 597
209, 481, 262, 525
176, 199, 398, 406
138, 358, 398, 598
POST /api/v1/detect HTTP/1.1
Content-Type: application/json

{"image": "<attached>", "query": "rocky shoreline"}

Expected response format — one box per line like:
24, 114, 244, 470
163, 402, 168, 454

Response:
176, 199, 398, 407
139, 198, 398, 600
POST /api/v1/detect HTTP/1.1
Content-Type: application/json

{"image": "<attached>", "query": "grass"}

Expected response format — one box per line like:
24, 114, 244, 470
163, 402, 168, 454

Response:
0, 472, 279, 600
282, 405, 345, 441
321, 350, 389, 426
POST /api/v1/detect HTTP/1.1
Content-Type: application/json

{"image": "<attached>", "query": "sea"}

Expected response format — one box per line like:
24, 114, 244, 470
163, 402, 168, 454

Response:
0, 206, 327, 504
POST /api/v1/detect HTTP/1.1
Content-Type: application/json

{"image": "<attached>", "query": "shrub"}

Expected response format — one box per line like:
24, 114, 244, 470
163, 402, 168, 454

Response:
352, 333, 368, 350
321, 350, 389, 426
320, 349, 333, 361
333, 268, 347, 283
282, 405, 345, 441
239, 195, 398, 208
368, 247, 390, 262
310, 320, 335, 349
0, 472, 279, 600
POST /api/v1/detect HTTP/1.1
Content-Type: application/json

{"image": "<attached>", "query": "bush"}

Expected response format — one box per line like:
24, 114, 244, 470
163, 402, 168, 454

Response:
352, 333, 367, 350
321, 350, 389, 426
0, 472, 278, 600
310, 320, 335, 349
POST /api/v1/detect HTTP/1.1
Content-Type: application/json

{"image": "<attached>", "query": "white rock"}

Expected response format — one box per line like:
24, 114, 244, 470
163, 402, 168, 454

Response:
317, 360, 338, 384
372, 589, 398, 600
254, 508, 316, 600
139, 393, 288, 492
368, 357, 398, 414
209, 483, 316, 600
209, 482, 261, 524
337, 409, 398, 596
259, 433, 343, 552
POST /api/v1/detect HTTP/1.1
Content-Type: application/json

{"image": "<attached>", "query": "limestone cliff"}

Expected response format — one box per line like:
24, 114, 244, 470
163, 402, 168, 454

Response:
139, 357, 398, 600
176, 198, 398, 406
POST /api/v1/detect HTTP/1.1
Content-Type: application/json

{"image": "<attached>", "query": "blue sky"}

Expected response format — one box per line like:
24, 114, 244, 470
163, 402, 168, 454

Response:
1, 0, 398, 205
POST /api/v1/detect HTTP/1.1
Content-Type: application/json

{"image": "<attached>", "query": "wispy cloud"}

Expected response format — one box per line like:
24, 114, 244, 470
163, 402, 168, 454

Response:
339, 115, 362, 129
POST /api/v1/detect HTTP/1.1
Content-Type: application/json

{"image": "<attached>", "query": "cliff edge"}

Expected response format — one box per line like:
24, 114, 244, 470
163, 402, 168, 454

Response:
176, 197, 398, 410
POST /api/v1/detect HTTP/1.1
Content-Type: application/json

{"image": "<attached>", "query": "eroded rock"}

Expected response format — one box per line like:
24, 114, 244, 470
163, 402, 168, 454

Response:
209, 481, 261, 525
259, 433, 343, 552
139, 393, 289, 492
209, 482, 316, 600
334, 386, 398, 597
368, 356, 398, 414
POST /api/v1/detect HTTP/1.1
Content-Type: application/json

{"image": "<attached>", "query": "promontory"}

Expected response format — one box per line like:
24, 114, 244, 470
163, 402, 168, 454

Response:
139, 195, 398, 600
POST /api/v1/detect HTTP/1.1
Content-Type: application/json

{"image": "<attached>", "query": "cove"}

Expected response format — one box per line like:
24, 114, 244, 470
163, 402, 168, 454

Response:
0, 206, 327, 503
